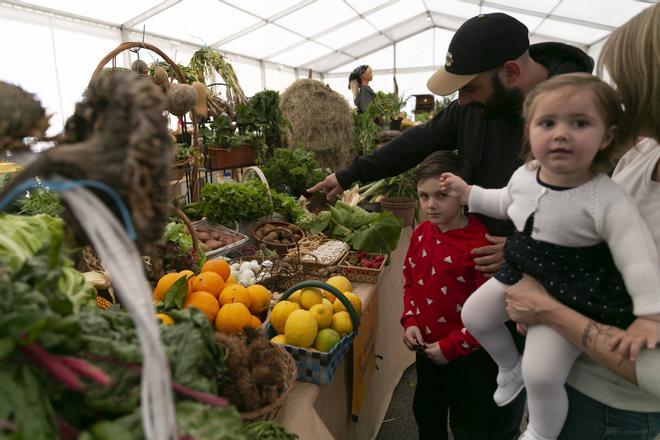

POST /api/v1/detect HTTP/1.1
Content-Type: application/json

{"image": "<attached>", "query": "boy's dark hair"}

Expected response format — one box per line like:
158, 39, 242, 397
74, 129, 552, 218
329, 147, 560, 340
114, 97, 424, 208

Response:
415, 151, 471, 186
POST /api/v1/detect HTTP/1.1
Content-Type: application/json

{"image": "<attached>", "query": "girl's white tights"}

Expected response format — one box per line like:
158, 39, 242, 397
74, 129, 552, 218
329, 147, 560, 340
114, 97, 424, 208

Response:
462, 278, 583, 439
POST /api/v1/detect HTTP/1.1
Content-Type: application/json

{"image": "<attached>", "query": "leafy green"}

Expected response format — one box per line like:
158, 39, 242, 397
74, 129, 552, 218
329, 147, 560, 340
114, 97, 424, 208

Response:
176, 401, 246, 440
0, 214, 63, 273
271, 190, 304, 223
163, 221, 193, 254
200, 180, 273, 227
243, 420, 298, 439
297, 202, 402, 254
261, 148, 326, 196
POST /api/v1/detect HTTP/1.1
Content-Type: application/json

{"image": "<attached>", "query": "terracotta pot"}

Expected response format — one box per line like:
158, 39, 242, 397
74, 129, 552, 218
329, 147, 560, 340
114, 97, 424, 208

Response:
207, 144, 256, 169
380, 197, 417, 227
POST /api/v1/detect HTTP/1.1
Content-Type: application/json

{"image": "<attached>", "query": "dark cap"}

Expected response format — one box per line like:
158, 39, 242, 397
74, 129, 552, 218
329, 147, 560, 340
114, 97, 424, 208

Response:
427, 13, 529, 96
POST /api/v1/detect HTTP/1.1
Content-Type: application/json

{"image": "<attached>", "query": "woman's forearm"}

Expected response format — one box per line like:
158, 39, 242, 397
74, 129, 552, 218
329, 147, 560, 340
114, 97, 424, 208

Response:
541, 305, 638, 384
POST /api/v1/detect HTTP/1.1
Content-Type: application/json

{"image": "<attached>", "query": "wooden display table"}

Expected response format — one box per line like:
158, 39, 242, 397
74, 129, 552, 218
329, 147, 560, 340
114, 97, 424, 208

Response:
276, 227, 415, 439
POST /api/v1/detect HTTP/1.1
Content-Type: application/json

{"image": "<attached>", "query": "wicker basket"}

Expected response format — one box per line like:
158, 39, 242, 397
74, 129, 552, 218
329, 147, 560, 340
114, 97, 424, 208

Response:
240, 344, 298, 423
338, 251, 388, 284
266, 280, 361, 385
89, 41, 202, 201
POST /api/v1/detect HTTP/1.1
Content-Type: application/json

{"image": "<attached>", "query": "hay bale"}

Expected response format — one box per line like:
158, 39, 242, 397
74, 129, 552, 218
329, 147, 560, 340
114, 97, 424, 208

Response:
280, 79, 353, 171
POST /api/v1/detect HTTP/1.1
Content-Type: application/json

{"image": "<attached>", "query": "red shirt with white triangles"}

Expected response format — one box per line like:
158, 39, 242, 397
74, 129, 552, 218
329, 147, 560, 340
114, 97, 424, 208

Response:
401, 216, 490, 361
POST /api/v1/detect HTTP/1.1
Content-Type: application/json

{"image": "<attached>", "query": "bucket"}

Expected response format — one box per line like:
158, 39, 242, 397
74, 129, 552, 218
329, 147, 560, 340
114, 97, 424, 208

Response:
379, 197, 417, 227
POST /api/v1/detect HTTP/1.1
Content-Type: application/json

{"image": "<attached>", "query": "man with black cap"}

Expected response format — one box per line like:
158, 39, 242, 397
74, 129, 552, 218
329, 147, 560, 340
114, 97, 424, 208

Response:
309, 12, 593, 439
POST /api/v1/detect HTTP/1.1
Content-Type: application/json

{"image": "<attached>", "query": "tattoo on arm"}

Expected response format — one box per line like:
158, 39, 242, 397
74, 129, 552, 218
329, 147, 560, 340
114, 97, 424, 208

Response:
580, 320, 618, 349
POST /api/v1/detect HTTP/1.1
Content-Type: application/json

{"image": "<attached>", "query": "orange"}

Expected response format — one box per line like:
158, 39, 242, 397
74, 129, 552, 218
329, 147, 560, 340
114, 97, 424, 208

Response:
190, 271, 225, 297
155, 313, 174, 325
183, 291, 219, 322
154, 272, 187, 302
201, 259, 231, 281
219, 284, 251, 308
250, 314, 262, 329
246, 284, 271, 314
225, 275, 237, 286
215, 303, 252, 334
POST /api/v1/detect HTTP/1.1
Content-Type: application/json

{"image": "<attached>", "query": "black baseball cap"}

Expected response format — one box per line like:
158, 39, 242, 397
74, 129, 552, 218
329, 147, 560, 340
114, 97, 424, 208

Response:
427, 13, 529, 96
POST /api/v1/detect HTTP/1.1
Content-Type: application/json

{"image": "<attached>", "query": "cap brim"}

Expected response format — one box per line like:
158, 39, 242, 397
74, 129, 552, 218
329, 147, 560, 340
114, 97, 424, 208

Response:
427, 67, 478, 96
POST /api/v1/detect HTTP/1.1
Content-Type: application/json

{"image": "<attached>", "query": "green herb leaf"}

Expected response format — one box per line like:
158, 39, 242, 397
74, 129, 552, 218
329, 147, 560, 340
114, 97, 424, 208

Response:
163, 275, 189, 310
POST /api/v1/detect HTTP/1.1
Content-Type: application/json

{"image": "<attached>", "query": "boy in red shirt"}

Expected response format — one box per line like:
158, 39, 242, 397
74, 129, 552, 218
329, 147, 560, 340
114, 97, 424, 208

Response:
401, 151, 509, 439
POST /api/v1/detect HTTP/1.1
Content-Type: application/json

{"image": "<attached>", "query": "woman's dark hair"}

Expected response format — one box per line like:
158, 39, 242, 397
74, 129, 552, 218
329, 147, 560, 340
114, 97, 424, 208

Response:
348, 65, 370, 89
415, 151, 471, 186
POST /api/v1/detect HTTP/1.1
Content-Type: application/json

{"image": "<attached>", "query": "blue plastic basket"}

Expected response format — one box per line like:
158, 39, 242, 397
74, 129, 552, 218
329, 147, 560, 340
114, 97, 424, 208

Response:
266, 280, 361, 385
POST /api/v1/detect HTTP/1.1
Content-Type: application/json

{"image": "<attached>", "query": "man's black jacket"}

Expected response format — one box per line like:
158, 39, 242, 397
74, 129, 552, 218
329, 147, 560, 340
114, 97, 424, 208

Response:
336, 43, 594, 235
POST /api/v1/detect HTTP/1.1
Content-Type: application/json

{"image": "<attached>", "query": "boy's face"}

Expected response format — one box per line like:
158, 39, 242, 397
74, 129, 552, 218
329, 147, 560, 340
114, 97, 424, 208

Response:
417, 177, 464, 230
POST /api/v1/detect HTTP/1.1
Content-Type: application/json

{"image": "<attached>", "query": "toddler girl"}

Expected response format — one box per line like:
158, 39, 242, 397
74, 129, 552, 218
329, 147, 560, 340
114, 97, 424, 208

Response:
439, 73, 660, 440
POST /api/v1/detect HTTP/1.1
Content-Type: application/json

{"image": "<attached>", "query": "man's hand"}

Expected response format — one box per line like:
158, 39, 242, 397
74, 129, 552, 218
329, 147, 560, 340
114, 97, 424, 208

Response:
505, 274, 560, 325
424, 342, 449, 365
609, 316, 660, 362
403, 326, 424, 351
472, 234, 506, 275
307, 173, 344, 201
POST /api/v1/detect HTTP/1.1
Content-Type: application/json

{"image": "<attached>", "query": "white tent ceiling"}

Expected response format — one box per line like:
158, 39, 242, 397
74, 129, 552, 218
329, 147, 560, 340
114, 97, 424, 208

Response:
2, 0, 653, 74
0, 0, 656, 133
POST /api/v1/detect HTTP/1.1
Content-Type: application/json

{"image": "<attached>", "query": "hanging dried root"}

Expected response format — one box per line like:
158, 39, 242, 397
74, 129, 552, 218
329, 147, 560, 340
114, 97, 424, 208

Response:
0, 71, 173, 253
0, 81, 50, 153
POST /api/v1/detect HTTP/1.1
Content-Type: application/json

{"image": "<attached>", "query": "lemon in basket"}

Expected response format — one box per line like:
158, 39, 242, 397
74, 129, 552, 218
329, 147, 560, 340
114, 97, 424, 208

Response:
284, 310, 318, 348
331, 311, 353, 336
332, 291, 362, 315
299, 288, 323, 310
324, 276, 353, 302
314, 328, 341, 352
288, 289, 302, 304
271, 334, 287, 345
271, 300, 301, 334
309, 302, 333, 329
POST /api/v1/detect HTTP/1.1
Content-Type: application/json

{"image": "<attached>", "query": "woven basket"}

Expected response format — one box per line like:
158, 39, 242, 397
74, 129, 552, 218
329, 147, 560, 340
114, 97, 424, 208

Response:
266, 280, 361, 385
338, 251, 388, 284
89, 41, 202, 201
240, 344, 298, 423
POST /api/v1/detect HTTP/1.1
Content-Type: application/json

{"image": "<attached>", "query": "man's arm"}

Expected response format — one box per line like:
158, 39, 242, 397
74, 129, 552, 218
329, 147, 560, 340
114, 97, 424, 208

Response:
504, 274, 638, 384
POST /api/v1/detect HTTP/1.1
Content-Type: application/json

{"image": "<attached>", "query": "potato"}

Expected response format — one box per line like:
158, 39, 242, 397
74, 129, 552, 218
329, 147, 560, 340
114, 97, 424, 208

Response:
205, 239, 221, 250
264, 232, 279, 242
287, 225, 298, 233
281, 239, 291, 245
255, 229, 264, 239
292, 233, 301, 241
210, 231, 220, 240
197, 232, 210, 241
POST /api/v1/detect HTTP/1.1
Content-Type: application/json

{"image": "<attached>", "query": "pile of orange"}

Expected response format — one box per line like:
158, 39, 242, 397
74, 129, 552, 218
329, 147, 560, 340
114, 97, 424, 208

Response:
153, 258, 272, 334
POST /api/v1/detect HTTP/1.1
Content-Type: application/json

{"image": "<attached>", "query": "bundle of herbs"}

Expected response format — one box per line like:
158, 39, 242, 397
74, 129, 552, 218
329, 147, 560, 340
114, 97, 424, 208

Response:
261, 148, 326, 197
199, 180, 273, 227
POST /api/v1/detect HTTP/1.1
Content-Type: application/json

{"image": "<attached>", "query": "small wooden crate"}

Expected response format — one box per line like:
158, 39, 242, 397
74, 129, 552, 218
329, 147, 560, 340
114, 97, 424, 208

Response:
338, 251, 388, 284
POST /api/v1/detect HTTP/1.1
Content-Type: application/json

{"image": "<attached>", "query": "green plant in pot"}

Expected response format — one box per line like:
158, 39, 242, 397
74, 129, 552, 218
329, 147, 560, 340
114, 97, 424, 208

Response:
235, 90, 290, 162
199, 115, 263, 169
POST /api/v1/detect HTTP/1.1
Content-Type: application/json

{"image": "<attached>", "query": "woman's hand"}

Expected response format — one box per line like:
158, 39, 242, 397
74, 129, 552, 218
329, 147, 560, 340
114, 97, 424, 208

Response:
424, 342, 449, 365
504, 274, 562, 325
403, 326, 424, 351
609, 316, 660, 362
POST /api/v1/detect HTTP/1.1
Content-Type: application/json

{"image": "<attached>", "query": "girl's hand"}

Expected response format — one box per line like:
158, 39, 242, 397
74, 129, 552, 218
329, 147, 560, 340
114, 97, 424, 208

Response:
424, 342, 448, 365
609, 317, 660, 362
403, 326, 424, 351
438, 173, 470, 204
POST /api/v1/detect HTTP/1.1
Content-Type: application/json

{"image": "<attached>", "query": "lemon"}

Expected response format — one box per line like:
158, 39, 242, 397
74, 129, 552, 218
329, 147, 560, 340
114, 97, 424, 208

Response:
270, 300, 301, 334
270, 334, 287, 345
309, 302, 333, 329
332, 291, 362, 315
288, 289, 302, 304
299, 287, 323, 310
322, 298, 333, 307
284, 310, 318, 348
331, 311, 353, 336
314, 328, 341, 352
324, 276, 353, 302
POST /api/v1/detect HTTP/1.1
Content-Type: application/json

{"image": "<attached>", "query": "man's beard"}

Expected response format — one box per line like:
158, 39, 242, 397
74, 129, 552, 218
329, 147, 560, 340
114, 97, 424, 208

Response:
467, 74, 524, 119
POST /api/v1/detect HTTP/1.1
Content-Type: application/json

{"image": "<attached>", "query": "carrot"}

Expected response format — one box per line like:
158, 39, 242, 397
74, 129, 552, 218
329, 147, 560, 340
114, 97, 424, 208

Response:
57, 356, 113, 387
20, 343, 85, 392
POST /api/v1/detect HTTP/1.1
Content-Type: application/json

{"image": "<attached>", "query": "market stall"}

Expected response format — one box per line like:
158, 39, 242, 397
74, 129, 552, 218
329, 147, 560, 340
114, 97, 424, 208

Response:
276, 227, 415, 440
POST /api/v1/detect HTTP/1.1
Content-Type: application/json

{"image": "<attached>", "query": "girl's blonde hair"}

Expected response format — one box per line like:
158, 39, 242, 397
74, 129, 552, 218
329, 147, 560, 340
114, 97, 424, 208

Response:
598, 4, 660, 145
521, 73, 625, 174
